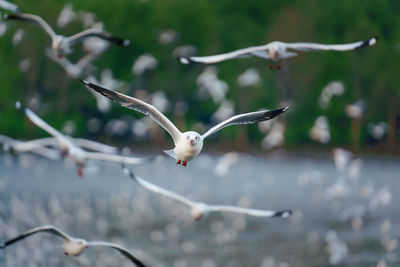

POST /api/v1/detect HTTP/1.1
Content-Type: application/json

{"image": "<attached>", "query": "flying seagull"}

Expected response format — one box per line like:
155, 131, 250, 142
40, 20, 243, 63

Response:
16, 102, 153, 176
122, 165, 292, 221
179, 36, 378, 69
4, 12, 130, 57
0, 225, 146, 267
81, 80, 289, 166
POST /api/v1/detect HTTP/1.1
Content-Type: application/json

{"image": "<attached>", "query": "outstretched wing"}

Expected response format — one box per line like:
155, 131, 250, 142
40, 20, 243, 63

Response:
285, 36, 378, 52
122, 165, 196, 207
86, 152, 154, 165
67, 29, 130, 47
1, 225, 71, 248
180, 44, 268, 64
5, 13, 56, 38
81, 80, 182, 145
87, 241, 146, 267
16, 102, 74, 149
206, 205, 292, 218
202, 107, 289, 139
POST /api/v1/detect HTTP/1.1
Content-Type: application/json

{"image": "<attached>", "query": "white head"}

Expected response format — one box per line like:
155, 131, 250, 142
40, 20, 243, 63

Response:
267, 42, 285, 59
64, 238, 88, 256
183, 131, 202, 147
191, 202, 208, 221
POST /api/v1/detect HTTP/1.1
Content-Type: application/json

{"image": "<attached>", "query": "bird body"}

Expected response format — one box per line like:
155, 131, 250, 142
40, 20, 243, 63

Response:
4, 13, 130, 58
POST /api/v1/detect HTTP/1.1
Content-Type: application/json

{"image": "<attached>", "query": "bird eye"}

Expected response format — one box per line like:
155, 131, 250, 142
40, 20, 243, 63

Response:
196, 136, 199, 140
186, 136, 189, 140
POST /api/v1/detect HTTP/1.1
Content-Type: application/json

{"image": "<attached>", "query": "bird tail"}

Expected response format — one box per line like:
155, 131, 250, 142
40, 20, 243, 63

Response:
163, 149, 177, 160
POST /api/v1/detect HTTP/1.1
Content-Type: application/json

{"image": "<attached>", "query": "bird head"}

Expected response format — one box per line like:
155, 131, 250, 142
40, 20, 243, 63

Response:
64, 239, 88, 256
183, 131, 202, 147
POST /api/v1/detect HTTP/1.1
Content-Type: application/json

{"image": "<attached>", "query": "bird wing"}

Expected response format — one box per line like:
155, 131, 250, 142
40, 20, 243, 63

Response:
87, 241, 146, 267
5, 13, 56, 38
66, 29, 130, 47
81, 80, 182, 145
284, 36, 378, 52
122, 165, 196, 207
0, 0, 21, 13
1, 225, 71, 248
73, 138, 118, 154
202, 107, 289, 139
180, 45, 268, 64
86, 152, 153, 165
206, 205, 292, 218
16, 102, 74, 149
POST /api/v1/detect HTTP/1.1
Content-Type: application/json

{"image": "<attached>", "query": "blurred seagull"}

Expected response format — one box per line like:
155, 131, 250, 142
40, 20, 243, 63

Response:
82, 80, 289, 167
180, 37, 378, 70
0, 225, 146, 267
122, 165, 292, 221
45, 48, 100, 78
16, 102, 153, 176
0, 0, 20, 13
4, 12, 130, 57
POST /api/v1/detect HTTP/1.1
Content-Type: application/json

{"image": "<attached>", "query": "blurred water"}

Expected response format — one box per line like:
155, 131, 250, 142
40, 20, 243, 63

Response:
0, 152, 399, 267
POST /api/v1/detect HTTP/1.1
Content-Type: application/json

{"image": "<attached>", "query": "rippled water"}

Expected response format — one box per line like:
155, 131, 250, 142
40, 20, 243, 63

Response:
0, 152, 399, 267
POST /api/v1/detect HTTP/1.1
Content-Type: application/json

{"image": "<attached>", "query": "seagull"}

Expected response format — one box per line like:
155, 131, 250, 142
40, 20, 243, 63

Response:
0, 0, 20, 13
122, 165, 292, 221
16, 102, 153, 177
45, 48, 100, 78
0, 225, 146, 267
81, 80, 289, 166
179, 36, 378, 69
4, 12, 130, 57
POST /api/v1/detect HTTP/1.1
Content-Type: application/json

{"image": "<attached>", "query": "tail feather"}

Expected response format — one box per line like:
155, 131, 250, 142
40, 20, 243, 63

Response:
163, 149, 176, 160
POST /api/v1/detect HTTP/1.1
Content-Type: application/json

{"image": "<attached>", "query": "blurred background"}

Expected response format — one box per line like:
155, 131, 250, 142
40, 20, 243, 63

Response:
0, 0, 400, 267
0, 0, 399, 153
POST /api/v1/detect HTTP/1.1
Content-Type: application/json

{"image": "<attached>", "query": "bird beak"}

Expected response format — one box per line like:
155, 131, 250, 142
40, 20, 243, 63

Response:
64, 252, 68, 255
190, 139, 195, 145
77, 168, 83, 177
84, 245, 88, 248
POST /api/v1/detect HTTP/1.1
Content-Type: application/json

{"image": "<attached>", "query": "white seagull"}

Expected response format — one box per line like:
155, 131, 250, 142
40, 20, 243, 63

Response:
179, 36, 378, 69
4, 12, 130, 57
82, 80, 289, 166
122, 165, 292, 221
16, 102, 153, 177
45, 48, 101, 78
0, 225, 146, 267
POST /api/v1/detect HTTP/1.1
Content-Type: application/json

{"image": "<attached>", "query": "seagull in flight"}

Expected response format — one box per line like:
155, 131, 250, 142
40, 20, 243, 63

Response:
0, 225, 146, 267
122, 165, 292, 221
82, 80, 289, 166
179, 36, 378, 70
4, 12, 130, 57
16, 102, 153, 176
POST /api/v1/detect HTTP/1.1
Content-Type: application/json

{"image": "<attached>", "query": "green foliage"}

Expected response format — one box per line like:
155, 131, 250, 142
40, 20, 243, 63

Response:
0, 0, 398, 151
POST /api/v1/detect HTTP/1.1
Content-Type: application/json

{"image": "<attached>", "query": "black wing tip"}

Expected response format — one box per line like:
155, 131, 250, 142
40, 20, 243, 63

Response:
178, 57, 191, 64
3, 13, 20, 20
121, 164, 136, 180
360, 36, 378, 48
274, 210, 292, 218
80, 79, 90, 86
108, 35, 130, 47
